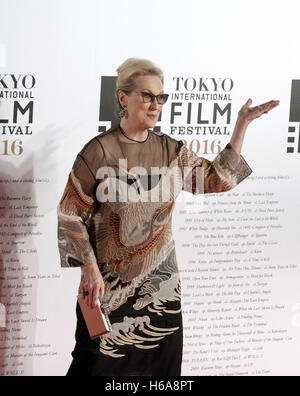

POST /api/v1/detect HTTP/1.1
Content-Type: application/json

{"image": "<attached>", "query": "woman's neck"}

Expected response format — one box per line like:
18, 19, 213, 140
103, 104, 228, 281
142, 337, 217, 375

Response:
120, 119, 148, 142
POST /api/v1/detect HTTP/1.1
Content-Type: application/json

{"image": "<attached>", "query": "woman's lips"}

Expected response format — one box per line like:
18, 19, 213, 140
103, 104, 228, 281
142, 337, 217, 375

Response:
147, 114, 157, 119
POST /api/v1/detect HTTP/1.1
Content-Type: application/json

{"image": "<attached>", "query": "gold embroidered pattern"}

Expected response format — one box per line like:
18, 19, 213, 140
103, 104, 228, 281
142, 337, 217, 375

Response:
99, 315, 180, 358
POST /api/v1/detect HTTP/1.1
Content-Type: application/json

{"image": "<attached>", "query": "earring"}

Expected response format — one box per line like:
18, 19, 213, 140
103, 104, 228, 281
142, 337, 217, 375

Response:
119, 106, 128, 119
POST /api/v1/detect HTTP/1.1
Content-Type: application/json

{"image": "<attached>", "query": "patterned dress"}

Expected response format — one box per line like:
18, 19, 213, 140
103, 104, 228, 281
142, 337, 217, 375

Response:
57, 124, 252, 376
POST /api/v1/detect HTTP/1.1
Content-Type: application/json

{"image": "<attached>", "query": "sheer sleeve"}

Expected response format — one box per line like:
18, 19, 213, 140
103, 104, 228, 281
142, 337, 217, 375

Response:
177, 141, 252, 194
57, 155, 98, 268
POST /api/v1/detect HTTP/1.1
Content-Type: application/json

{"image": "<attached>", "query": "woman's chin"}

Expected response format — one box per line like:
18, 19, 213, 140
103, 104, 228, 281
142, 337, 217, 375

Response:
145, 118, 158, 129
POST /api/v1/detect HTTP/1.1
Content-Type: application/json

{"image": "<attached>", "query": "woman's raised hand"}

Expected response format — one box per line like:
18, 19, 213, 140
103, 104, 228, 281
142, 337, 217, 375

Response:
230, 98, 280, 155
237, 98, 280, 125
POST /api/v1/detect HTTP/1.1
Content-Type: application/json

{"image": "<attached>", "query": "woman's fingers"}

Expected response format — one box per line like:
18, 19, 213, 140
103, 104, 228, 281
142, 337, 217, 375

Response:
92, 281, 103, 308
90, 285, 97, 308
80, 265, 105, 308
268, 100, 280, 111
253, 100, 279, 112
98, 277, 105, 298
260, 100, 279, 112
81, 282, 89, 300
81, 284, 98, 308
83, 276, 105, 308
83, 282, 92, 306
88, 284, 94, 307
241, 99, 280, 123
245, 98, 253, 107
245, 99, 279, 111
258, 101, 279, 117
99, 285, 104, 297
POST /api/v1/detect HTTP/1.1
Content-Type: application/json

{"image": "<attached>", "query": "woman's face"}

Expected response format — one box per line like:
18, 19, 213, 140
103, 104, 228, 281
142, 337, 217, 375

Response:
120, 75, 164, 130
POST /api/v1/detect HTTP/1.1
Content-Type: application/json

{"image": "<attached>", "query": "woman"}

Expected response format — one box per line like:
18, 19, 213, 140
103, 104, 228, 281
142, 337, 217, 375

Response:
57, 58, 279, 376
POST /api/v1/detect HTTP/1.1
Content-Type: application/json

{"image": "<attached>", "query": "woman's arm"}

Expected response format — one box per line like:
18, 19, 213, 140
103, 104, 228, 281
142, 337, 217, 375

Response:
230, 98, 280, 155
177, 98, 280, 195
58, 154, 105, 308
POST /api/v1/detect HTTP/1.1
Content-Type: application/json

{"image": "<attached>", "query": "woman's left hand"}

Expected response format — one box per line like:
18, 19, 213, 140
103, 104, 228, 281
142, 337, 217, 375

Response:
230, 98, 280, 155
237, 98, 280, 126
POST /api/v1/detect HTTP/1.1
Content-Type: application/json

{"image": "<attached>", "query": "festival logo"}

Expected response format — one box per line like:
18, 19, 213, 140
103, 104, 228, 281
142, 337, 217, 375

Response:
164, 76, 234, 155
287, 80, 300, 153
0, 73, 35, 156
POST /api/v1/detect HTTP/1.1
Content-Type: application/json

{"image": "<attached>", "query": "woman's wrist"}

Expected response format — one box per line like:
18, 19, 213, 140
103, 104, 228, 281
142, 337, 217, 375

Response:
80, 262, 99, 273
234, 117, 249, 132
230, 118, 248, 155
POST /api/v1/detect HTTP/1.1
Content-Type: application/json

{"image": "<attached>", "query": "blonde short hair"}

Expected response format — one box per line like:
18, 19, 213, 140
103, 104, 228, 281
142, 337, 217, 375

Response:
115, 58, 164, 117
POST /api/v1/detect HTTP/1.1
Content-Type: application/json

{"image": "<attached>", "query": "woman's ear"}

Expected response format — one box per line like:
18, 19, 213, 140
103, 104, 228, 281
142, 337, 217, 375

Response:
118, 90, 127, 108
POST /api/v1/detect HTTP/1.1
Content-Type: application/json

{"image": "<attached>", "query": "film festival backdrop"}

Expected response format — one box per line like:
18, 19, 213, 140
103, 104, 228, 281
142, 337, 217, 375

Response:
0, 0, 300, 376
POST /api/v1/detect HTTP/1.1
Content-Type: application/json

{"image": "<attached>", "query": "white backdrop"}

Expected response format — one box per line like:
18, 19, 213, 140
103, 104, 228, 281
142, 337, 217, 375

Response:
0, 0, 299, 376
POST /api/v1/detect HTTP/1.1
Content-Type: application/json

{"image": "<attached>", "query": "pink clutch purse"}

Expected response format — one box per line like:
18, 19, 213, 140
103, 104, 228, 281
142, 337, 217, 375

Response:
77, 294, 112, 339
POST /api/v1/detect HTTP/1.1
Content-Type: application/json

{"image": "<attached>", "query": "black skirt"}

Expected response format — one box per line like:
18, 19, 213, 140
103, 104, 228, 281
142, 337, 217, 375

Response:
66, 302, 183, 376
